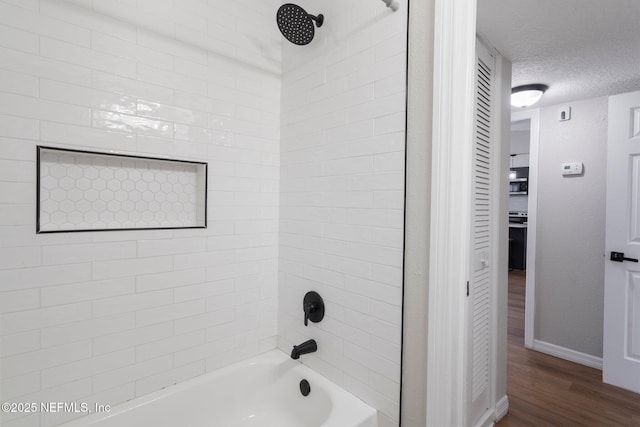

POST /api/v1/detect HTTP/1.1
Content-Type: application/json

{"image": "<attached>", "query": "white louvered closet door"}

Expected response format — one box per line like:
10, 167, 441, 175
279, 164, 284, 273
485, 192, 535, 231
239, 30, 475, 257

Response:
468, 39, 495, 426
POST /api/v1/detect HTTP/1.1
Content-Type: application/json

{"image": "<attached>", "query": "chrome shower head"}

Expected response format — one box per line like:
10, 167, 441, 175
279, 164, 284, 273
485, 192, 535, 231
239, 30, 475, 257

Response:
276, 3, 324, 46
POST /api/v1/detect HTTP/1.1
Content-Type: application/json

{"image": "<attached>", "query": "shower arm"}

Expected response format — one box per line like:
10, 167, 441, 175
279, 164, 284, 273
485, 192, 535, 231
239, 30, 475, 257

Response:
381, 0, 399, 12
309, 13, 324, 27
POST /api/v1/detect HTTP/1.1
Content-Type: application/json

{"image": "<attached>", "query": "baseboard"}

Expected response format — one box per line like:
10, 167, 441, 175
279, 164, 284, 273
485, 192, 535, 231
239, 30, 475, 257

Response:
472, 409, 494, 427
471, 396, 509, 427
531, 339, 603, 370
495, 395, 509, 422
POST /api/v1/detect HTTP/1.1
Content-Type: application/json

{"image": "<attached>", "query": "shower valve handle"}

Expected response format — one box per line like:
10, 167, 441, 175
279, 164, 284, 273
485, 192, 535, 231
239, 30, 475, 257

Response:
302, 291, 325, 327
303, 302, 315, 326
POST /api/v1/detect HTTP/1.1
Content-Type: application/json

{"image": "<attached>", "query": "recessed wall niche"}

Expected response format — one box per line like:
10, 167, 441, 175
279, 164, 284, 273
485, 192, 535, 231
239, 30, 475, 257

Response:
37, 146, 207, 233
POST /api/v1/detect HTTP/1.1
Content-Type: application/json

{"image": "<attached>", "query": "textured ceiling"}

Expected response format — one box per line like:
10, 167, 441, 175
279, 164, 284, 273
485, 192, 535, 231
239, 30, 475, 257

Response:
477, 0, 640, 109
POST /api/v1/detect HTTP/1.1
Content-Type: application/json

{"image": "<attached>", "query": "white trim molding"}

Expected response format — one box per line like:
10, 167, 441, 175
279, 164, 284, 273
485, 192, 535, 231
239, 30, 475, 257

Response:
495, 395, 509, 422
473, 410, 496, 427
532, 340, 603, 370
426, 0, 477, 425
511, 108, 540, 349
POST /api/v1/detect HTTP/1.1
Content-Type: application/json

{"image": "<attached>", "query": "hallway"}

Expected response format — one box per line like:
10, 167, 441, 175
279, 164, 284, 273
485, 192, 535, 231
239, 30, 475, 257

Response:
498, 271, 640, 426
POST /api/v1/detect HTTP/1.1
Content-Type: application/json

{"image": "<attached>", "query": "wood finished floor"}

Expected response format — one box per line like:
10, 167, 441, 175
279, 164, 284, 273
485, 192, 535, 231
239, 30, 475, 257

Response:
497, 270, 640, 426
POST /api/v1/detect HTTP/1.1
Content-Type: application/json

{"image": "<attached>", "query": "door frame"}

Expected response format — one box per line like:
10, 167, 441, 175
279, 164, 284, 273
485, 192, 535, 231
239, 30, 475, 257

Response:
511, 108, 541, 349
405, 0, 509, 424
425, 0, 477, 424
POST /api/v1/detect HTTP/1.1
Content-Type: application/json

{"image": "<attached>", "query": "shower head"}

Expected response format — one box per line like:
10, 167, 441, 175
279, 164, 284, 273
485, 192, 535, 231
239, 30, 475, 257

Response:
276, 3, 324, 46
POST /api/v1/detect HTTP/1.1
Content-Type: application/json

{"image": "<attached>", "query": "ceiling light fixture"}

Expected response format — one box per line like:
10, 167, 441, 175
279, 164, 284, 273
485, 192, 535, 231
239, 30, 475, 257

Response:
511, 84, 549, 108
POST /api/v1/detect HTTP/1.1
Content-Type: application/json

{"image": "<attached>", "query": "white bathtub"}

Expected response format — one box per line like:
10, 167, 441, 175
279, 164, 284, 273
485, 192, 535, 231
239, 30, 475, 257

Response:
61, 350, 377, 427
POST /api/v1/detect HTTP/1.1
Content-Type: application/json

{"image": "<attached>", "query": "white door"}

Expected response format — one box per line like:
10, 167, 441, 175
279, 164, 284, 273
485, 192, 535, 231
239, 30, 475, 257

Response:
603, 89, 640, 393
468, 39, 494, 425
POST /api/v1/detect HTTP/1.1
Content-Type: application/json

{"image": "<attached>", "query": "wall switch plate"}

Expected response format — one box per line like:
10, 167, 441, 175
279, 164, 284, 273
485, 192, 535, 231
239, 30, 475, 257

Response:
558, 106, 571, 121
561, 161, 583, 176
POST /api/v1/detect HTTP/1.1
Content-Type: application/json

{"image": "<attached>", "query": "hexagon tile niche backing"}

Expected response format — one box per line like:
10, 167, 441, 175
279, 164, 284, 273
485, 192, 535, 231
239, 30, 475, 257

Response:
37, 147, 207, 233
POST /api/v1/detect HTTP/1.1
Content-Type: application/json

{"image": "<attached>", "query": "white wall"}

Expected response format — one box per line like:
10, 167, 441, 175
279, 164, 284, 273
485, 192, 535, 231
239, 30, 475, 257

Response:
0, 1, 281, 426
494, 53, 512, 422
277, 0, 407, 425
535, 96, 607, 358
401, 0, 434, 424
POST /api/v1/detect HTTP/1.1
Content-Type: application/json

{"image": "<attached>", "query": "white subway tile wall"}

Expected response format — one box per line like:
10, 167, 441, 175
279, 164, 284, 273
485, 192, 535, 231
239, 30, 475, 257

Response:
278, 0, 407, 425
0, 0, 407, 426
0, 0, 281, 426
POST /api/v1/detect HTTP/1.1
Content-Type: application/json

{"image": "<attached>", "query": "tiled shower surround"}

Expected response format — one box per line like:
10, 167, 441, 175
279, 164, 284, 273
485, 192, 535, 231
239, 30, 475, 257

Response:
278, 1, 407, 425
0, 1, 281, 425
0, 1, 407, 426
